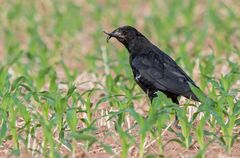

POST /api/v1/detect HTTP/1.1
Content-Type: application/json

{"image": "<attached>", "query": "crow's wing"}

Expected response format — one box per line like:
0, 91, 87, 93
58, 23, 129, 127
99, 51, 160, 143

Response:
131, 51, 199, 100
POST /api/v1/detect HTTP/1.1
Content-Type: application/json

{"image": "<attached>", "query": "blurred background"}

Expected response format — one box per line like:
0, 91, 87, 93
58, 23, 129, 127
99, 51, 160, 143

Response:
0, 0, 240, 157
1, 0, 239, 78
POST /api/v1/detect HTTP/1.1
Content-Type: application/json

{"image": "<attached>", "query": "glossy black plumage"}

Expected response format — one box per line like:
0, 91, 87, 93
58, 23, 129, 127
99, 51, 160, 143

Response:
104, 26, 200, 104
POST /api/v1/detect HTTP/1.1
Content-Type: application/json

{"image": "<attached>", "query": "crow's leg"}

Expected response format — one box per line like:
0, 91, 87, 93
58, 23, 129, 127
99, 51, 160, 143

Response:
148, 92, 156, 104
171, 97, 181, 129
149, 93, 181, 130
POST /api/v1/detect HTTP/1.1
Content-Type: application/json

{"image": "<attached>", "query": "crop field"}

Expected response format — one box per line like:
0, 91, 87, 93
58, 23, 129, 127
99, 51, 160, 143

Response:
0, 0, 240, 157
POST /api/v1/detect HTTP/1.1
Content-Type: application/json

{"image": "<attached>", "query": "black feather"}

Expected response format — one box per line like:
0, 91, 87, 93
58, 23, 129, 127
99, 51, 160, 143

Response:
105, 26, 200, 103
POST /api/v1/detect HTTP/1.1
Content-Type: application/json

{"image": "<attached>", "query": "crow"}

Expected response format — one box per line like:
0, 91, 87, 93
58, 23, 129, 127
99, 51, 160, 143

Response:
104, 26, 200, 105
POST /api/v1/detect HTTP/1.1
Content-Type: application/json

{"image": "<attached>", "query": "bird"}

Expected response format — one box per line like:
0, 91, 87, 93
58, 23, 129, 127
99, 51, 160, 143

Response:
104, 26, 200, 105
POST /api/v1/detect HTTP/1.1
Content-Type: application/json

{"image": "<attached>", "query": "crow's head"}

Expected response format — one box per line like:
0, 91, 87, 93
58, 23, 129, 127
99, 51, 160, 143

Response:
104, 26, 142, 45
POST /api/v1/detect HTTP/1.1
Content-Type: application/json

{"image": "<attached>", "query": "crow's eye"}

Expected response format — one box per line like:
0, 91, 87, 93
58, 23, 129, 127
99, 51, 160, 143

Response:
122, 30, 126, 35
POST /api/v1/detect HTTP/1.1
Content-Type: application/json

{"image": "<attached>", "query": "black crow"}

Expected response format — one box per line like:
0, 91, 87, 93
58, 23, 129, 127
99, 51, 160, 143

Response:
104, 26, 200, 105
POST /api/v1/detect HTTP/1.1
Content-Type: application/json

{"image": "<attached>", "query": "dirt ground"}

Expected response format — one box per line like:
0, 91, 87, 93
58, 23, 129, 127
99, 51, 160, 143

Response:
0, 42, 239, 158
1, 87, 240, 158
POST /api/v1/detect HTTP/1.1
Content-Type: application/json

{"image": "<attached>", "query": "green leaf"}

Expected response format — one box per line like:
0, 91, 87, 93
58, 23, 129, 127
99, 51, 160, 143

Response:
0, 120, 7, 144
66, 109, 78, 131
71, 132, 97, 144
189, 83, 206, 102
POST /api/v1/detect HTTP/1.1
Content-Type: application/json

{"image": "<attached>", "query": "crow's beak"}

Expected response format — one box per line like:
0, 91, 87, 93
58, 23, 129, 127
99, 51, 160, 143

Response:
103, 31, 113, 43
104, 29, 124, 43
